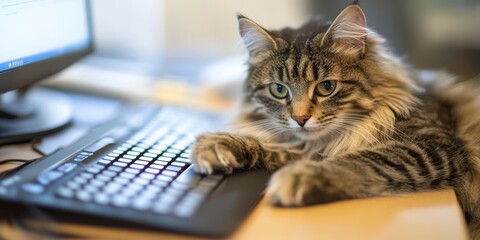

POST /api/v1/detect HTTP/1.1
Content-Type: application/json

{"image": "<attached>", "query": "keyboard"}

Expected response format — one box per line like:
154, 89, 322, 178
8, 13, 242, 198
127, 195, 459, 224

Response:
0, 104, 270, 237
53, 108, 222, 218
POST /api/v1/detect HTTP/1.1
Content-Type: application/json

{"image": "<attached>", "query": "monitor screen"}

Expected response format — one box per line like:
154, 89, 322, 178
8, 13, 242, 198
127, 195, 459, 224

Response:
0, 0, 90, 72
0, 0, 92, 94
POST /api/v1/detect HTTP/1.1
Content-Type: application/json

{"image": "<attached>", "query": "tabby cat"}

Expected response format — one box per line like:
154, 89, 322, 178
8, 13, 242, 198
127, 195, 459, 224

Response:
191, 2, 480, 238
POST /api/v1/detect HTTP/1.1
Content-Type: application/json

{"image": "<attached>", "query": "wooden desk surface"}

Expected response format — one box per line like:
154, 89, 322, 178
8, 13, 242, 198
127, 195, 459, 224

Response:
234, 190, 468, 240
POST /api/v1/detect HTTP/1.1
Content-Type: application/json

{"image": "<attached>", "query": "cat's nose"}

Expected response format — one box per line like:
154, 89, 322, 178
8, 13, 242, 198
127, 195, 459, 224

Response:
292, 115, 311, 127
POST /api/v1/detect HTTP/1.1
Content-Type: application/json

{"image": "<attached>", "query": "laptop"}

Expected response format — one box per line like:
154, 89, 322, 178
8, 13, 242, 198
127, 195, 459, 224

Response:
0, 0, 269, 237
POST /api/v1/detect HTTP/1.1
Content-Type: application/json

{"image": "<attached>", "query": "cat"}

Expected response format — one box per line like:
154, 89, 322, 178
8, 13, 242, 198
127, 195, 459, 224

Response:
190, 2, 480, 238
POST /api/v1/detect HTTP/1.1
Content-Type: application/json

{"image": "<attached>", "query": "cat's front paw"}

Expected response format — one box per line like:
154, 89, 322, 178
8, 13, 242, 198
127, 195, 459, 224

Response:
190, 133, 248, 174
267, 161, 348, 206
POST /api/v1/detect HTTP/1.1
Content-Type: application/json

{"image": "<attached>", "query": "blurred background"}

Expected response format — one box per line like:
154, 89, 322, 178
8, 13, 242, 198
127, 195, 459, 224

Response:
46, 0, 480, 110
89, 0, 480, 79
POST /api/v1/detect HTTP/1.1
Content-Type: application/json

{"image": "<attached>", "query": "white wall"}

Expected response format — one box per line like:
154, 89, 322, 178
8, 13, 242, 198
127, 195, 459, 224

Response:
91, 0, 309, 61
91, 0, 165, 62
163, 0, 309, 57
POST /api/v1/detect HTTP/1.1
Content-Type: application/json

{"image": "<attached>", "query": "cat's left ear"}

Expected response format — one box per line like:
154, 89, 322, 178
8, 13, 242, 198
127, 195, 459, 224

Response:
238, 15, 278, 59
317, 3, 367, 58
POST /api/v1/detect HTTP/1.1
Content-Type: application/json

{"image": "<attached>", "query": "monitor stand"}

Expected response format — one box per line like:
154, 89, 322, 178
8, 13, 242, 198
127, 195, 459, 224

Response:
0, 88, 73, 145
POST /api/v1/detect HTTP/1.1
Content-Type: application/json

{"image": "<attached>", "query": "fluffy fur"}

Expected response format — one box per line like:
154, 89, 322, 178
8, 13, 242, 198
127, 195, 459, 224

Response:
190, 3, 480, 238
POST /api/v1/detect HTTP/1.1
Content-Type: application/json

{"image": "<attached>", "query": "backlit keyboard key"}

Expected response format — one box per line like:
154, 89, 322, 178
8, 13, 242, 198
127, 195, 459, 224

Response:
104, 182, 122, 194
118, 158, 132, 163
120, 172, 136, 179
162, 153, 176, 158
151, 179, 169, 187
96, 174, 112, 182
98, 159, 111, 165
73, 177, 88, 184
132, 199, 152, 211
108, 165, 123, 172
157, 194, 177, 205
126, 151, 141, 156
57, 187, 74, 198
123, 155, 136, 160
170, 162, 186, 167
80, 172, 94, 179
161, 170, 177, 177
140, 173, 155, 180
114, 177, 130, 185
145, 168, 160, 174
149, 164, 164, 169
90, 179, 104, 187
166, 148, 181, 154
113, 162, 127, 167
112, 196, 130, 207
166, 166, 182, 172
125, 168, 140, 174
86, 167, 101, 174
112, 149, 124, 154
175, 157, 190, 163
94, 193, 110, 205
133, 178, 150, 185
134, 160, 149, 165
153, 204, 170, 214
164, 188, 184, 197
148, 149, 162, 154
131, 147, 145, 152
143, 153, 157, 158
156, 175, 173, 182
139, 156, 153, 161
84, 185, 99, 193
157, 156, 171, 162
173, 205, 195, 218
116, 146, 129, 152
155, 161, 169, 166
66, 181, 81, 190
76, 190, 92, 202
130, 164, 145, 169
101, 170, 116, 177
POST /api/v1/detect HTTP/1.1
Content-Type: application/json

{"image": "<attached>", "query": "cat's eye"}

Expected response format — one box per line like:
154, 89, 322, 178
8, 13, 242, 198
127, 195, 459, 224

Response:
269, 83, 289, 99
315, 80, 337, 96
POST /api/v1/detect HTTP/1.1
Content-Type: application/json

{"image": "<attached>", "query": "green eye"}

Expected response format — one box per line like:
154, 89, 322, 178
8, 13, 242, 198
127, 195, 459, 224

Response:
315, 80, 337, 96
269, 83, 289, 99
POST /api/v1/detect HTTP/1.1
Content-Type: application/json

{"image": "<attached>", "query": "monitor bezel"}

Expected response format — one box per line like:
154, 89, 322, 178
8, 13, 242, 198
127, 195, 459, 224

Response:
0, 0, 94, 94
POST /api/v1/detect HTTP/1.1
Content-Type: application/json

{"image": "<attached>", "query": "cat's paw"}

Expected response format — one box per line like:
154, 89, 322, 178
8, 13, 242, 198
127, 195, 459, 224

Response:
266, 161, 347, 206
190, 133, 247, 174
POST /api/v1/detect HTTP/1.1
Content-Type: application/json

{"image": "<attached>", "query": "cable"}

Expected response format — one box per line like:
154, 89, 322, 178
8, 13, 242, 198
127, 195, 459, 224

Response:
0, 138, 47, 178
0, 159, 30, 165
0, 157, 41, 179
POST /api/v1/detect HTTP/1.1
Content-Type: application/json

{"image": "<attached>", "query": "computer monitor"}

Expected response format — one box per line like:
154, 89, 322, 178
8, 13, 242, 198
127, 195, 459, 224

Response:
0, 0, 93, 145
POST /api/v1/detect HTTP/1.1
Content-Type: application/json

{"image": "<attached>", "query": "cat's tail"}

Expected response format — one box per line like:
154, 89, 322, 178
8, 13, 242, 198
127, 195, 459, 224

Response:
432, 71, 480, 238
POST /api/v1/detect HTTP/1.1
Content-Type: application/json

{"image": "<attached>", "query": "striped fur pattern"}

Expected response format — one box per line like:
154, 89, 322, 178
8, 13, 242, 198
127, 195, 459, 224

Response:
190, 3, 480, 238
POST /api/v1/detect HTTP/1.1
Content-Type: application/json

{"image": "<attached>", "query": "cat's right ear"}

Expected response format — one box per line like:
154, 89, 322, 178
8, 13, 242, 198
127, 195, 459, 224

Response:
238, 15, 278, 59
317, 4, 367, 58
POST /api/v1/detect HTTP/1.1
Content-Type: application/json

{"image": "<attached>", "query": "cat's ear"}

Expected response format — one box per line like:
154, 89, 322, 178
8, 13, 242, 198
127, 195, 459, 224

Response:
317, 4, 367, 58
238, 15, 278, 58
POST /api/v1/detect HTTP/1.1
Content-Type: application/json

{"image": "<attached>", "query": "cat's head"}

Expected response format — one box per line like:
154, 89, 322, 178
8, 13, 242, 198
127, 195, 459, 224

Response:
238, 3, 419, 142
